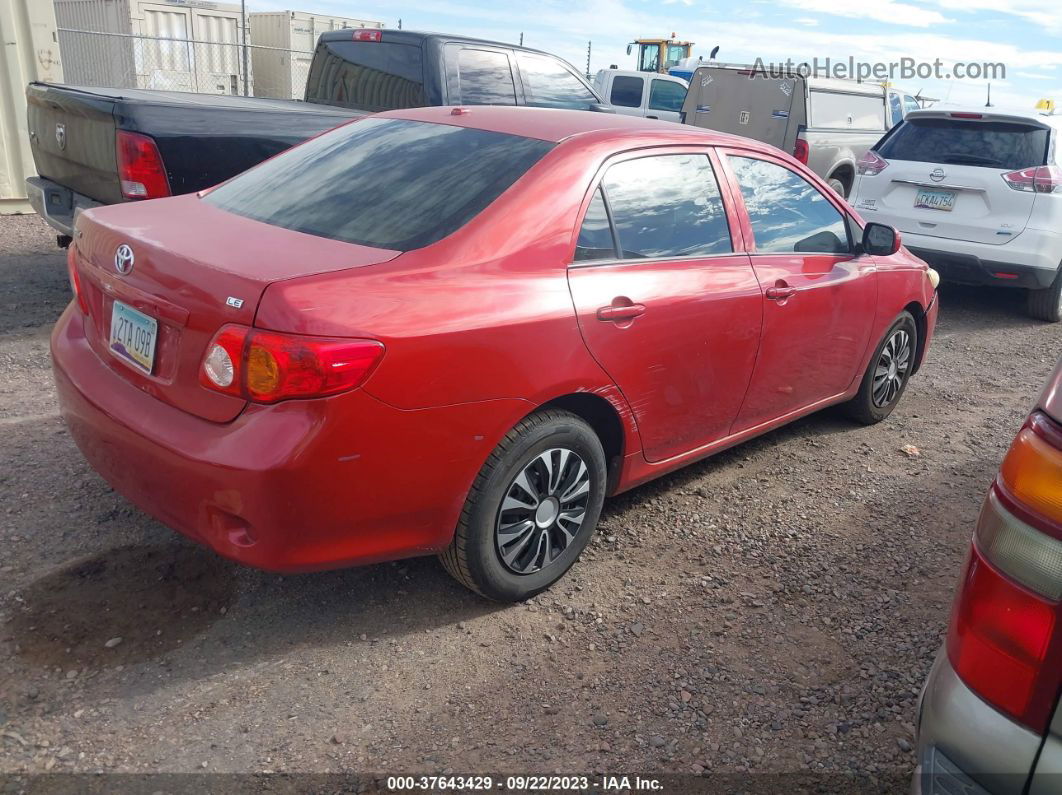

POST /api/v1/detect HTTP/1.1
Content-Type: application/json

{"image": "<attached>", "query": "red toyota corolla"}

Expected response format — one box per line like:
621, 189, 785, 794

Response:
53, 107, 939, 601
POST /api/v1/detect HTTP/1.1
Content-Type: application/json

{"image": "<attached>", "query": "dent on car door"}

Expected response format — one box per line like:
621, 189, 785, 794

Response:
566, 150, 762, 462
720, 151, 878, 432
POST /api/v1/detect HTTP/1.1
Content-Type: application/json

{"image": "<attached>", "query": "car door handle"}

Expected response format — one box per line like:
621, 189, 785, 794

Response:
597, 303, 646, 321
765, 286, 797, 300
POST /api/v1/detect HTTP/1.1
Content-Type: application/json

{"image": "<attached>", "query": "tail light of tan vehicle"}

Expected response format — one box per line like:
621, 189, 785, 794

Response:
946, 411, 1062, 732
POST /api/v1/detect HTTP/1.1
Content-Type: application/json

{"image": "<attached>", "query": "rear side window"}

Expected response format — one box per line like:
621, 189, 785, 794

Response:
599, 154, 732, 259
453, 48, 517, 105
728, 156, 849, 254
648, 80, 686, 113
575, 188, 615, 261
516, 53, 599, 109
877, 117, 1050, 170
304, 41, 426, 111
610, 76, 644, 108
204, 118, 552, 251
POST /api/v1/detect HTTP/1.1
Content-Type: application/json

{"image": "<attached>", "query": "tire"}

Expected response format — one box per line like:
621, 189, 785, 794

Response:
439, 409, 606, 602
1027, 267, 1062, 323
827, 176, 848, 198
843, 312, 918, 425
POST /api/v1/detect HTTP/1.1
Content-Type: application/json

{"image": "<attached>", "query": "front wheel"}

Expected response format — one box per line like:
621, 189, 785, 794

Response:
1027, 268, 1062, 323
439, 409, 606, 602
843, 312, 918, 425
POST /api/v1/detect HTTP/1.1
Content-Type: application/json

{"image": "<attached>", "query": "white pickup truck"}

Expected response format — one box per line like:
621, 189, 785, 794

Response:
593, 69, 688, 123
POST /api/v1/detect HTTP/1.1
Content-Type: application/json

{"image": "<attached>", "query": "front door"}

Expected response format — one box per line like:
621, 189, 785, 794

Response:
567, 150, 762, 462
720, 150, 878, 432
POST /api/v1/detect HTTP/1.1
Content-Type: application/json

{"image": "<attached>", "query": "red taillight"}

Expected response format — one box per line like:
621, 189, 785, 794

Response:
947, 544, 1056, 730
66, 246, 90, 315
950, 112, 984, 119
857, 150, 888, 176
352, 29, 382, 42
946, 412, 1062, 732
793, 138, 809, 165
116, 130, 171, 200
200, 325, 384, 403
1002, 165, 1062, 194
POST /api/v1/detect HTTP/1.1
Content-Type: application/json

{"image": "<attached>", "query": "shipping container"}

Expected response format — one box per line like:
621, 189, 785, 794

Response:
54, 0, 251, 95
0, 0, 63, 213
249, 10, 382, 99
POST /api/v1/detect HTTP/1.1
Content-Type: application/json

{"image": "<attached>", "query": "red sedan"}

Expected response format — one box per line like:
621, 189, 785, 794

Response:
53, 107, 939, 601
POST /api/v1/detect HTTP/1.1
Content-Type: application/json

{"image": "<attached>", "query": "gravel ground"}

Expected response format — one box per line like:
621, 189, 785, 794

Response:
0, 213, 1059, 789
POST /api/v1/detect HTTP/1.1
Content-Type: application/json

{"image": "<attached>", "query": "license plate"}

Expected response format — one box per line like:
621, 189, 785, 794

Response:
914, 188, 956, 212
109, 300, 158, 374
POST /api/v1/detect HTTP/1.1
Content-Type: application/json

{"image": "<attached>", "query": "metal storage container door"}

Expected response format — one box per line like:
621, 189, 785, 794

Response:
53, 0, 134, 87
0, 0, 64, 213
137, 5, 193, 91
192, 11, 243, 95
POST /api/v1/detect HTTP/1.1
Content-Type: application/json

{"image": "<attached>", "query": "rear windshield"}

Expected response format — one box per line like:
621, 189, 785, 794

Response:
204, 118, 553, 251
304, 41, 426, 111
876, 117, 1050, 170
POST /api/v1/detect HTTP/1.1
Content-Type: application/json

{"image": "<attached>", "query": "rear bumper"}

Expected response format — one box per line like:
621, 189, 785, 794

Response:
902, 228, 1061, 289
26, 176, 104, 238
52, 304, 521, 572
913, 652, 1039, 795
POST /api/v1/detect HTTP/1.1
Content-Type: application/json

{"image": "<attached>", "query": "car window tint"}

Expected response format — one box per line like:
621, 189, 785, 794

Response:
303, 40, 426, 111
602, 154, 732, 259
516, 53, 598, 109
575, 188, 616, 261
610, 76, 644, 108
204, 118, 552, 251
455, 48, 516, 105
877, 117, 1049, 169
889, 94, 904, 126
728, 156, 849, 254
903, 95, 920, 115
648, 79, 686, 113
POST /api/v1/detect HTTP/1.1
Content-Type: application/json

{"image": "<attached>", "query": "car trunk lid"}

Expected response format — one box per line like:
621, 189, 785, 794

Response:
861, 111, 1050, 246
71, 193, 401, 422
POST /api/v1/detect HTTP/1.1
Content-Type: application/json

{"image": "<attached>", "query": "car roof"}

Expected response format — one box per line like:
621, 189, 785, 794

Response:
318, 28, 572, 62
905, 104, 1062, 130
376, 105, 765, 147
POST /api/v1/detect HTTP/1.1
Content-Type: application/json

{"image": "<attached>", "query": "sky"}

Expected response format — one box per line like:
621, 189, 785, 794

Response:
245, 0, 1062, 111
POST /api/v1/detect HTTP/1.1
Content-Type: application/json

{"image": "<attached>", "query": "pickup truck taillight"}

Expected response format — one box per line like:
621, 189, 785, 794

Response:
200, 325, 385, 403
793, 137, 809, 165
116, 130, 171, 200
946, 411, 1062, 733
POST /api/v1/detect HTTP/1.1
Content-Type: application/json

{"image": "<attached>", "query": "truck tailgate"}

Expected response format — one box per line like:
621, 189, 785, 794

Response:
26, 83, 123, 204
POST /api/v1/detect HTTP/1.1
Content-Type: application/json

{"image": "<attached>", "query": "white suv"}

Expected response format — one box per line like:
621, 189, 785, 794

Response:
851, 106, 1062, 321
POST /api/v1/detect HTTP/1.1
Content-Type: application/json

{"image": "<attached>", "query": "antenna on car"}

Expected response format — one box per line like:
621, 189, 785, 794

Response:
985, 83, 993, 107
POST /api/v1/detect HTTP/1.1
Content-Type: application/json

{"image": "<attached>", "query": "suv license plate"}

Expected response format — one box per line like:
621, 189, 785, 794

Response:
109, 300, 158, 374
914, 188, 956, 212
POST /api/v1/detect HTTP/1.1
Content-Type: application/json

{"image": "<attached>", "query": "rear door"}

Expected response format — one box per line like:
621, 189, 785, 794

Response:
26, 84, 123, 204
566, 149, 762, 462
720, 150, 877, 430
607, 74, 647, 118
853, 113, 1050, 245
646, 78, 686, 122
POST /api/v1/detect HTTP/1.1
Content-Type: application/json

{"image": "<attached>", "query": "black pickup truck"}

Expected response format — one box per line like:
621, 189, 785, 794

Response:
27, 29, 608, 245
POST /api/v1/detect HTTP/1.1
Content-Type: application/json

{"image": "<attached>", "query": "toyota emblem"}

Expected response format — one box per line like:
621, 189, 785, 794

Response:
55, 123, 66, 151
114, 244, 135, 275
930, 167, 946, 182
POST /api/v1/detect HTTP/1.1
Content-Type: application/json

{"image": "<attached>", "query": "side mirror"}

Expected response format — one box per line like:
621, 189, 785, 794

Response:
588, 103, 615, 114
862, 222, 901, 256
626, 44, 633, 55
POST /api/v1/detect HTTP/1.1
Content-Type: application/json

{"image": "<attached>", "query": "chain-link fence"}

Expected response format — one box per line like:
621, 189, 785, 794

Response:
56, 28, 314, 99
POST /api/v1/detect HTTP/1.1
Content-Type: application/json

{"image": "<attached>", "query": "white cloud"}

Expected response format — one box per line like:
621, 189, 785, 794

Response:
794, 17, 819, 26
930, 0, 1062, 34
777, 0, 951, 28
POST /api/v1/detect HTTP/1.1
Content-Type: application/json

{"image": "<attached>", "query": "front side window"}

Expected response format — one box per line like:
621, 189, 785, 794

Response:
649, 79, 686, 113
728, 156, 850, 254
205, 118, 552, 251
516, 53, 598, 109
610, 76, 644, 108
638, 44, 659, 73
601, 154, 732, 259
454, 48, 516, 105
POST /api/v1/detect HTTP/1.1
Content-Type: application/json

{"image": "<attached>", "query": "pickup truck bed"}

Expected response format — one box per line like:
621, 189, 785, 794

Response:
26, 83, 360, 236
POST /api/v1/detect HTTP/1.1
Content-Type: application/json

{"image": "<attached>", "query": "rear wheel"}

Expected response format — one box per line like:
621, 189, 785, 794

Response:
1027, 267, 1062, 323
827, 176, 848, 198
439, 409, 606, 602
843, 312, 917, 425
